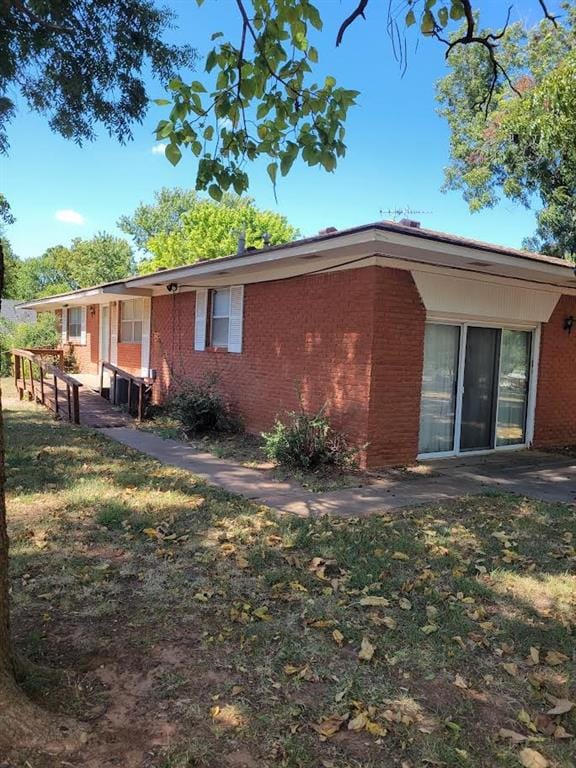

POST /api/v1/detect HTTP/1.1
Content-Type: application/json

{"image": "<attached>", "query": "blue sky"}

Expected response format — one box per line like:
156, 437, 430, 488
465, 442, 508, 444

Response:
1, 0, 550, 260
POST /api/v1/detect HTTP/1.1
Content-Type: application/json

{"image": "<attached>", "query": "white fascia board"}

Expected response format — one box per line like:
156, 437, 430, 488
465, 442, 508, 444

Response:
371, 230, 576, 284
124, 231, 379, 289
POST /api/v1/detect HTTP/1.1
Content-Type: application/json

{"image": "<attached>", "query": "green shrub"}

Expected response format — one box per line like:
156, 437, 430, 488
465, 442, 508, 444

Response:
0, 313, 59, 375
262, 406, 356, 471
168, 376, 241, 437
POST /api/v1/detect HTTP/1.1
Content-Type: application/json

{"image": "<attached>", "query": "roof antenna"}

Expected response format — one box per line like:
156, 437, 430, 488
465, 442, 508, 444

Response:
380, 206, 432, 222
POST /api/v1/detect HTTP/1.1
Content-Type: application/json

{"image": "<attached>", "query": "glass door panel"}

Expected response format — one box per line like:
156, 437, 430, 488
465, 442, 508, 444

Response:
496, 330, 532, 446
460, 327, 500, 451
419, 323, 460, 454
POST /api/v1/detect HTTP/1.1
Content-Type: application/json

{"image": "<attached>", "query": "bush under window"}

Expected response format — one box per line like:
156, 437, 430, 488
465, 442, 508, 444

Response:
168, 376, 241, 437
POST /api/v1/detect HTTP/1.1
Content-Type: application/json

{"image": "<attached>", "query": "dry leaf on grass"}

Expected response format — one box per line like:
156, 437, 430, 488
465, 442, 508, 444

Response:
358, 637, 375, 662
498, 728, 527, 744
518, 747, 549, 768
311, 713, 349, 739
453, 674, 468, 689
332, 629, 344, 646
546, 697, 574, 716
359, 596, 390, 607
545, 650, 568, 666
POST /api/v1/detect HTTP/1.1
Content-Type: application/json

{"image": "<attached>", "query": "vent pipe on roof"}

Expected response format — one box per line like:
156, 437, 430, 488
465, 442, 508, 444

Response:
237, 228, 246, 255
318, 226, 338, 235
398, 218, 421, 229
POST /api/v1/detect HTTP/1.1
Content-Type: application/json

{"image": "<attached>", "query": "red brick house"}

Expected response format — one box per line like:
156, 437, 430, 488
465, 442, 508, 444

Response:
19, 220, 576, 467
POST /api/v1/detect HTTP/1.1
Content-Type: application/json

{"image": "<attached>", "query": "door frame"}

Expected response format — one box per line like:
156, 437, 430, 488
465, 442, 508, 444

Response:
418, 316, 541, 460
99, 303, 110, 366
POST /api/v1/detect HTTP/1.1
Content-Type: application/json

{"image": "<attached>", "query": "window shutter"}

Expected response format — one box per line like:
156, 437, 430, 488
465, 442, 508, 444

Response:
194, 289, 208, 351
80, 306, 87, 345
140, 297, 152, 376
61, 308, 68, 345
228, 285, 244, 353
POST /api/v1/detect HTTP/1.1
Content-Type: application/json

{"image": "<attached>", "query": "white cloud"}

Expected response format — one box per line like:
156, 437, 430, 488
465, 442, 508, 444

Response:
151, 143, 168, 155
55, 209, 85, 225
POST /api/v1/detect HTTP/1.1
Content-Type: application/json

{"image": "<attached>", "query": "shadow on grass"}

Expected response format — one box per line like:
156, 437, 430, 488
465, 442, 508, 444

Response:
5, 407, 576, 768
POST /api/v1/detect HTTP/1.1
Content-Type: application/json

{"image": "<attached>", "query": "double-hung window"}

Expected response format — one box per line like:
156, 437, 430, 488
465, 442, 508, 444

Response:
210, 288, 230, 348
67, 307, 83, 342
120, 299, 143, 343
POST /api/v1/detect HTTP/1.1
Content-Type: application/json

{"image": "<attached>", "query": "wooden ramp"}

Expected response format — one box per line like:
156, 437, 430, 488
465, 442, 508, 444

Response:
13, 348, 138, 429
78, 388, 132, 428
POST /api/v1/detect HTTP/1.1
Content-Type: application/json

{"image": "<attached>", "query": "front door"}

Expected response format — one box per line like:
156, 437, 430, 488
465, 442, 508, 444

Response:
100, 304, 110, 363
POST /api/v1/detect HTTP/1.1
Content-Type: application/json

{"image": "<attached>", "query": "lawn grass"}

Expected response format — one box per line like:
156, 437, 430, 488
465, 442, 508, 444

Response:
4, 392, 576, 767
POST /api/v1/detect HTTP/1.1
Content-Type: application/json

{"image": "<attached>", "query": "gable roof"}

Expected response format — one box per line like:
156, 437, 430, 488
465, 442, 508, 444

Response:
18, 220, 576, 311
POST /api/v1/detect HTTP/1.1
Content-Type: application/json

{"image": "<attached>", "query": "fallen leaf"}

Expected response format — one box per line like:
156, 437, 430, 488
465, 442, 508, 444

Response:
453, 674, 468, 689
360, 596, 390, 607
528, 647, 540, 665
358, 637, 375, 662
365, 719, 386, 736
311, 713, 349, 739
545, 650, 568, 666
498, 728, 527, 744
142, 527, 159, 538
332, 629, 344, 646
502, 663, 518, 677
398, 598, 412, 611
421, 624, 438, 635
348, 712, 368, 731
553, 725, 574, 739
392, 551, 410, 561
546, 698, 574, 716
518, 747, 549, 768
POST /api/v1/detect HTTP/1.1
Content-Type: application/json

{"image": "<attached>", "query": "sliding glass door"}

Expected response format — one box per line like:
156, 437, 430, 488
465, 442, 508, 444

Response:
418, 324, 460, 455
419, 323, 533, 457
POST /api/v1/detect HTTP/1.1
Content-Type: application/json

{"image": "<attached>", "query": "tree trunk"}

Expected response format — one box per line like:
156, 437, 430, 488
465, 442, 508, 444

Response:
0, 240, 83, 752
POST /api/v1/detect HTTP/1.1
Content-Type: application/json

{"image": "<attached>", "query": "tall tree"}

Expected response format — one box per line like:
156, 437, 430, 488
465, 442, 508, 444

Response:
15, 233, 136, 300
139, 194, 298, 273
155, 0, 563, 198
0, 239, 21, 299
118, 187, 202, 252
437, 4, 576, 257
0, 0, 194, 750
0, 0, 195, 153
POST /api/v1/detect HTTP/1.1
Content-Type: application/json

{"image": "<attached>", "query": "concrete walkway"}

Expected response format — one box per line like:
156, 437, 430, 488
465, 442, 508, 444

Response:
100, 427, 576, 517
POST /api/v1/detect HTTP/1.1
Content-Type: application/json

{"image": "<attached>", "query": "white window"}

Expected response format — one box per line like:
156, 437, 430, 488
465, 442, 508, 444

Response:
120, 299, 143, 343
210, 288, 230, 348
68, 307, 84, 342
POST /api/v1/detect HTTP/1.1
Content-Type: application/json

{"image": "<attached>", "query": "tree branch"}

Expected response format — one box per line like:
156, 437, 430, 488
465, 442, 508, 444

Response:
10, 0, 74, 33
336, 0, 370, 47
538, 0, 559, 26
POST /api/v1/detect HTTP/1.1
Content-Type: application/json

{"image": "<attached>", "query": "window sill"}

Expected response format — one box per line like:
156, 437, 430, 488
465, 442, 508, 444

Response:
204, 346, 229, 353
66, 339, 85, 346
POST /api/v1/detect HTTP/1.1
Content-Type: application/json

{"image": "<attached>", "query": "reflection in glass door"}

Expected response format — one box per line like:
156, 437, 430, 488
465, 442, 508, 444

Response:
496, 330, 532, 446
418, 324, 460, 454
460, 327, 500, 451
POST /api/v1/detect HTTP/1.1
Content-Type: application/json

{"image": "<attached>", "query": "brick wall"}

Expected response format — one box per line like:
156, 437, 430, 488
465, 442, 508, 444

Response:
150, 266, 427, 467
151, 268, 376, 458
57, 306, 100, 374
368, 269, 426, 466
533, 295, 576, 448
117, 342, 142, 374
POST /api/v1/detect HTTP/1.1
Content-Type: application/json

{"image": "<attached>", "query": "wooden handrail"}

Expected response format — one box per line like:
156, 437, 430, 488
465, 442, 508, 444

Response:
100, 361, 148, 421
12, 348, 82, 424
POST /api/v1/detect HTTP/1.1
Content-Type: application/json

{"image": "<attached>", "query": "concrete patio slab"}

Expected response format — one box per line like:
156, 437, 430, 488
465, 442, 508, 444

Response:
100, 427, 576, 517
